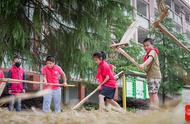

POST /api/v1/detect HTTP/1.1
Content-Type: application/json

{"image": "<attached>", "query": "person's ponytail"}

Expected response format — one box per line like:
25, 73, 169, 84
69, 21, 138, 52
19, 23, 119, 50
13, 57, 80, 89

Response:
100, 51, 106, 60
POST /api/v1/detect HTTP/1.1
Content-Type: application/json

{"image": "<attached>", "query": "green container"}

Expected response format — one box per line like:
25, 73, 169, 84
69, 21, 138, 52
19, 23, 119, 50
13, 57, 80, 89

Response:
126, 77, 149, 99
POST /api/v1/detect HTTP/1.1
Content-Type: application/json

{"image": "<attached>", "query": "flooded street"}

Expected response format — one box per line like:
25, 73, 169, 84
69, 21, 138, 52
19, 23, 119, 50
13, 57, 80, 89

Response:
0, 103, 187, 124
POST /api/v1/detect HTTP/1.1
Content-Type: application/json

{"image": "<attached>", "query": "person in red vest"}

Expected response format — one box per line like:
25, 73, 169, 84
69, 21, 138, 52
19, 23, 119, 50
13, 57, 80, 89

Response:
139, 38, 162, 110
7, 55, 27, 112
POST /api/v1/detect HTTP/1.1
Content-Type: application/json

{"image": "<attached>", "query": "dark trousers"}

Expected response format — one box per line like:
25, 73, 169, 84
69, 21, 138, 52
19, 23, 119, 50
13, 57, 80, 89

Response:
9, 98, 22, 112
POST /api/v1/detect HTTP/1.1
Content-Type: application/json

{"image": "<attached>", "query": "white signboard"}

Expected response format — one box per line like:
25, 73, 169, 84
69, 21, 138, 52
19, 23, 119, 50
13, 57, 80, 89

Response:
136, 80, 144, 99
126, 80, 134, 97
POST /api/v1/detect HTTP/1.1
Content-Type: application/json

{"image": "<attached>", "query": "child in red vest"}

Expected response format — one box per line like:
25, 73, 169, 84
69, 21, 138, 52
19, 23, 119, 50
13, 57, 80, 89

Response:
93, 51, 120, 111
139, 38, 162, 110
7, 55, 27, 112
42, 56, 67, 112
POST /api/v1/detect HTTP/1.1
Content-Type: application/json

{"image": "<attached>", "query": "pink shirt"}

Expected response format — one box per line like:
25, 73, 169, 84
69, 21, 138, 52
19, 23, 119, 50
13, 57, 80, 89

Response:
42, 65, 64, 90
96, 61, 116, 88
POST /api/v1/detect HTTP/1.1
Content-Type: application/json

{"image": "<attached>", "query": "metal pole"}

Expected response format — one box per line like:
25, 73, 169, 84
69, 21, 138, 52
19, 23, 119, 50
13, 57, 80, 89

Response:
122, 74, 127, 111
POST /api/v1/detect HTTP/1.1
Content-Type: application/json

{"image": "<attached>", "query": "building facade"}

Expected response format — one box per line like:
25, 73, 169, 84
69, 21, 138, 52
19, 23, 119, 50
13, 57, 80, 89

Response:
130, 0, 190, 43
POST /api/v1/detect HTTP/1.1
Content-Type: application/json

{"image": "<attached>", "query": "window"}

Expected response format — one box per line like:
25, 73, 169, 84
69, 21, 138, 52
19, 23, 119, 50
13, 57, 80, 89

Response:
138, 27, 148, 43
137, 0, 149, 18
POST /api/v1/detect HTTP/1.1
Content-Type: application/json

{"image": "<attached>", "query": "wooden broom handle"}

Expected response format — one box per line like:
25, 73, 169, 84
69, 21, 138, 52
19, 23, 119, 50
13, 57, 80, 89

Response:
0, 78, 75, 87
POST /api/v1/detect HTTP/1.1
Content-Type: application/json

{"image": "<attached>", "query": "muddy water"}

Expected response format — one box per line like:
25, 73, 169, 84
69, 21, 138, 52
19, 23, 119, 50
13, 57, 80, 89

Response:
0, 103, 187, 124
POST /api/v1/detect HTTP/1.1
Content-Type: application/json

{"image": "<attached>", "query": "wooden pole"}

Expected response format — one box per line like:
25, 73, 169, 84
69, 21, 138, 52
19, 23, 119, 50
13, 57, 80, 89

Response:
111, 41, 140, 69
72, 71, 124, 110
110, 42, 128, 48
155, 23, 190, 53
116, 48, 140, 69
153, 5, 169, 25
72, 87, 99, 110
0, 83, 6, 97
0, 78, 75, 87
0, 89, 51, 104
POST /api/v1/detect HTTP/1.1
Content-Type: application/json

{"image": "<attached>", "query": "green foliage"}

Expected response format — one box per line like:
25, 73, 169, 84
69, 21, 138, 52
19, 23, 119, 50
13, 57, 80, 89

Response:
0, 0, 133, 79
0, 0, 30, 62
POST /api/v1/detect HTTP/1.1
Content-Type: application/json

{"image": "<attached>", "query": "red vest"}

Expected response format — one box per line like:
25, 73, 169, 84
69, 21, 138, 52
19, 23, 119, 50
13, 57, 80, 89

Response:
143, 48, 159, 62
9, 66, 25, 94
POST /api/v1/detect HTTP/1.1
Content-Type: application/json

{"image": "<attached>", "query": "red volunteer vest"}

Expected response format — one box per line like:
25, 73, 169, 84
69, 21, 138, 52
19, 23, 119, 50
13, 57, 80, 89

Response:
9, 66, 25, 94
